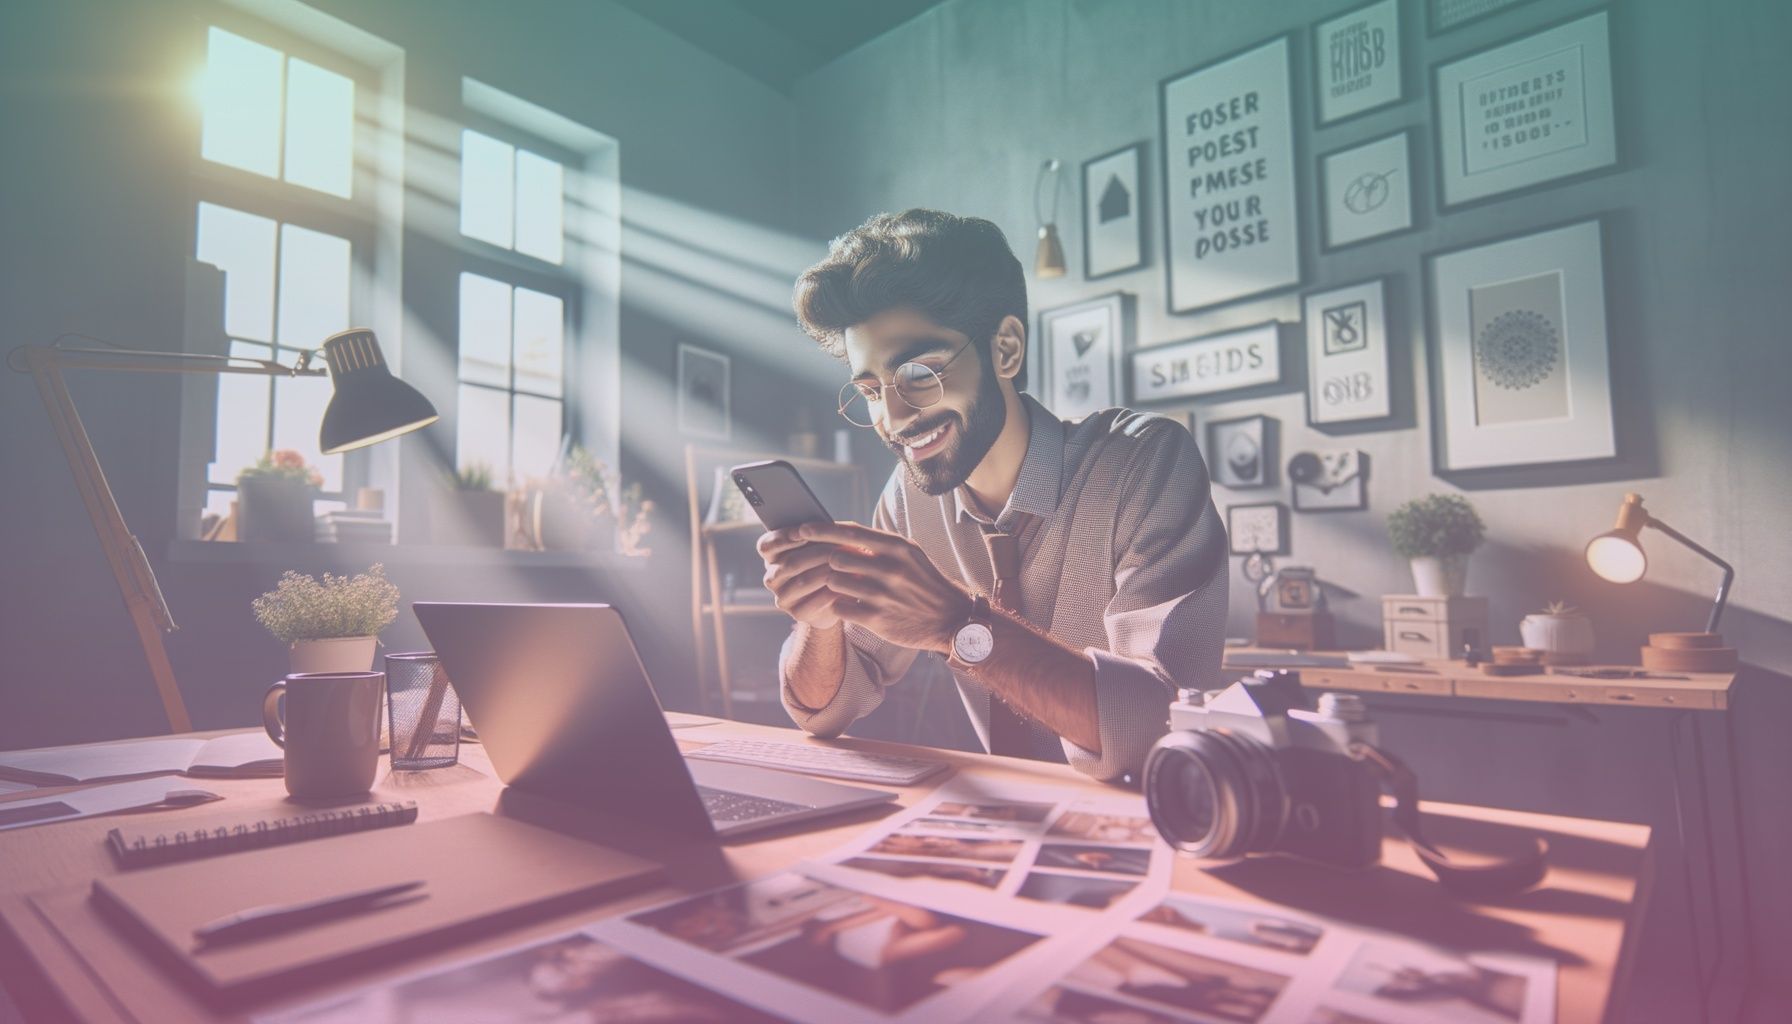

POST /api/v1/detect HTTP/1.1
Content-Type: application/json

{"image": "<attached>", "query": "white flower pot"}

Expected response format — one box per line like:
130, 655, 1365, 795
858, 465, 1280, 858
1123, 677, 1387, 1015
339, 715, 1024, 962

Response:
1410, 554, 1470, 598
288, 636, 378, 674
1520, 614, 1596, 656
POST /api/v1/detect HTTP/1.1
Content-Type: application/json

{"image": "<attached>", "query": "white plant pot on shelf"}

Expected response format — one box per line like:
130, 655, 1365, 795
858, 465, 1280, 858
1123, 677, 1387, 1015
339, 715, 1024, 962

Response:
1409, 554, 1470, 598
288, 636, 378, 674
1520, 614, 1596, 656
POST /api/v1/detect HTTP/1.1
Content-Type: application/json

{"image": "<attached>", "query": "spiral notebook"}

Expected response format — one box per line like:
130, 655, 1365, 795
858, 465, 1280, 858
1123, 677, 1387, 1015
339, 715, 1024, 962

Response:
106, 800, 419, 868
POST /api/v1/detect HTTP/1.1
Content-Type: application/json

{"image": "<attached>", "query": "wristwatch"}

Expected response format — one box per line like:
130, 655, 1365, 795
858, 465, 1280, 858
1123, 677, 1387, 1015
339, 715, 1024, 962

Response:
951, 594, 995, 665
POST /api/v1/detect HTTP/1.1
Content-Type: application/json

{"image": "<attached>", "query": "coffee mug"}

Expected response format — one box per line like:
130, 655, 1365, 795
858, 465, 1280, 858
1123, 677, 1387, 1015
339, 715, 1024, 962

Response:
263, 671, 384, 800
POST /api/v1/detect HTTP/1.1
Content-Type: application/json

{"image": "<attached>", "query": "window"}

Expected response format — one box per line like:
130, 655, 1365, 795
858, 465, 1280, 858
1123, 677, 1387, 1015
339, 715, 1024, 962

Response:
200, 27, 355, 199
456, 273, 565, 485
460, 129, 565, 265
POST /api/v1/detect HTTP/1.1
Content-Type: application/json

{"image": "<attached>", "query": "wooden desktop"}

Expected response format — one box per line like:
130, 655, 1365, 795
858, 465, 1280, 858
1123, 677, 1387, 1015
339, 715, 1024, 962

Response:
0, 718, 1652, 1023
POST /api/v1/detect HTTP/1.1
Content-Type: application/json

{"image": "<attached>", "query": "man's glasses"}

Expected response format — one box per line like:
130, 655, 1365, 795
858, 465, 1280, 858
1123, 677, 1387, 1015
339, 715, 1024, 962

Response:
837, 340, 974, 428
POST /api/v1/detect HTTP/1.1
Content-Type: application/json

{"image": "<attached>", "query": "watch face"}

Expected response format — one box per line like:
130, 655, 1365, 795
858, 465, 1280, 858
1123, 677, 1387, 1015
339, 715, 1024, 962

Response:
954, 622, 995, 664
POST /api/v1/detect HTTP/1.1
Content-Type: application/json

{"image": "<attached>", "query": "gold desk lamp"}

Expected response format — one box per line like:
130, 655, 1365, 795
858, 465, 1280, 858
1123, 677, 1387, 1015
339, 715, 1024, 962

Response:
1585, 492, 1738, 672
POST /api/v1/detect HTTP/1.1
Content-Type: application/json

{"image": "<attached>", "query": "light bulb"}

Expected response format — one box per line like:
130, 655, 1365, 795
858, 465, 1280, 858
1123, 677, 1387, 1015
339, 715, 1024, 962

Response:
1585, 532, 1647, 584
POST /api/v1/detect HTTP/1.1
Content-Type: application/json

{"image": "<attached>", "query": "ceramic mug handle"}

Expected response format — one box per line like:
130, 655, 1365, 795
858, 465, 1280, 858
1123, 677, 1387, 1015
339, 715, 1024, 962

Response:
262, 681, 287, 748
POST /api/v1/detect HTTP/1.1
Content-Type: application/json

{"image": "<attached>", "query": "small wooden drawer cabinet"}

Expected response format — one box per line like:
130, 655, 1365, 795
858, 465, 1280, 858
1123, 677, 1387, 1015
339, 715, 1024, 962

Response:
1381, 595, 1488, 659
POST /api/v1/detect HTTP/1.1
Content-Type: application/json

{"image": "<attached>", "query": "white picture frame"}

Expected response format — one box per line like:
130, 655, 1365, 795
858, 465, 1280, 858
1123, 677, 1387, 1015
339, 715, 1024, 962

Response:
676, 343, 731, 440
1314, 0, 1403, 125
1305, 278, 1392, 426
1427, 219, 1614, 471
1320, 130, 1415, 251
1082, 144, 1146, 279
1036, 292, 1132, 422
1227, 502, 1289, 555
1159, 36, 1301, 313
1130, 322, 1282, 405
1433, 10, 1617, 209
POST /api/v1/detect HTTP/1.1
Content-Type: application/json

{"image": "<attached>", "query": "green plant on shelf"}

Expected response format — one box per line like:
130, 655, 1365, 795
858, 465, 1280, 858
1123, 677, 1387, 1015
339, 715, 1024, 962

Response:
1386, 493, 1485, 559
237, 449, 323, 488
251, 563, 400, 643
452, 461, 497, 492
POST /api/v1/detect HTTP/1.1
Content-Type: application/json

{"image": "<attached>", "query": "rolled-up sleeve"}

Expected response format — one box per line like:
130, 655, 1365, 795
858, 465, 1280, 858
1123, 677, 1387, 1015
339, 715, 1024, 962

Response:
1059, 420, 1229, 780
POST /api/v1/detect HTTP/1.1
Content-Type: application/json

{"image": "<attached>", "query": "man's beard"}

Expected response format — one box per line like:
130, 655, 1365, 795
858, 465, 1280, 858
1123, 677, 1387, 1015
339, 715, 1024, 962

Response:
887, 366, 1007, 497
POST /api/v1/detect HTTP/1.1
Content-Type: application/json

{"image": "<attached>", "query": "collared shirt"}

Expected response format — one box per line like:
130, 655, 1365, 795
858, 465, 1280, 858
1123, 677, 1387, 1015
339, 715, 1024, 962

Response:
780, 394, 1229, 782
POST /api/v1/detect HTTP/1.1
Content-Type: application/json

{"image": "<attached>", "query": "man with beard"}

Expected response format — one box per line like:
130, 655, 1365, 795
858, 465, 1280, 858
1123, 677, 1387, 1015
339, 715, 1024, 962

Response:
758, 209, 1226, 781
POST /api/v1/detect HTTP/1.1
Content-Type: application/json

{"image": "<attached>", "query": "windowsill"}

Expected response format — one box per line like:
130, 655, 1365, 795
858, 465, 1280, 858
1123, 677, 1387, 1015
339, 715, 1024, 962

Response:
167, 539, 650, 570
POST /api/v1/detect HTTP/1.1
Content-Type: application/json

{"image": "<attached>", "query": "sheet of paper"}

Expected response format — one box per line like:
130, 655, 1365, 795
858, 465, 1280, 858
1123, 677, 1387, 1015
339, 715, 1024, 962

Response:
0, 736, 206, 783
0, 779, 38, 795
0, 778, 220, 832
188, 730, 284, 773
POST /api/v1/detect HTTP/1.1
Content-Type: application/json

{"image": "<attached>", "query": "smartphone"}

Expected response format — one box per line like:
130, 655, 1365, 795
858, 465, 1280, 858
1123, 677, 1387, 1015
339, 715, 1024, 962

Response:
731, 460, 833, 532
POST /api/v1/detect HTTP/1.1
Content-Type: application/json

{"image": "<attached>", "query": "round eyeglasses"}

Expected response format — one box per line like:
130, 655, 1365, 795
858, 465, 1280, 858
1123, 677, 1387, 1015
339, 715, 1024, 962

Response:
837, 341, 974, 428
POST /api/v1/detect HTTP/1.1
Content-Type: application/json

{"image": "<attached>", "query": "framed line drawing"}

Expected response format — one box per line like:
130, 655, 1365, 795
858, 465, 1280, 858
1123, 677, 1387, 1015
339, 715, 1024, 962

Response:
1319, 129, 1415, 252
1305, 278, 1392, 426
1035, 292, 1132, 422
1433, 9, 1617, 209
1426, 218, 1614, 471
1082, 143, 1146, 279
676, 343, 731, 440
1159, 35, 1302, 314
1206, 414, 1277, 489
1130, 322, 1282, 406
1313, 0, 1403, 126
1428, 0, 1543, 37
1228, 502, 1290, 555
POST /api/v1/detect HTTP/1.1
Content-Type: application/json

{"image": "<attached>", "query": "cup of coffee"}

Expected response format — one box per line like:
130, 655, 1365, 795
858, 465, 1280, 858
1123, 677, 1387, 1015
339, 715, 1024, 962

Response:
262, 671, 384, 800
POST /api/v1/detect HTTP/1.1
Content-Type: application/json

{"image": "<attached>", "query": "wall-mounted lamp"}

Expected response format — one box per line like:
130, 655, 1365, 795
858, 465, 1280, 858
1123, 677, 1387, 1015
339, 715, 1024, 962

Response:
1033, 158, 1066, 278
1584, 492, 1737, 671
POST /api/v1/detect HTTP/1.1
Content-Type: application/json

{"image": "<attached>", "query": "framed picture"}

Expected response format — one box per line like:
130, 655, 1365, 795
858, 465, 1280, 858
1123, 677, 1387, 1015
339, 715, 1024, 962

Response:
1036, 292, 1132, 422
676, 343, 731, 440
1227, 502, 1289, 555
1159, 35, 1301, 313
1130, 322, 1282, 406
1206, 414, 1277, 489
1082, 144, 1146, 279
1427, 0, 1542, 36
1313, 0, 1403, 125
1433, 10, 1616, 209
1304, 278, 1392, 425
1426, 218, 1614, 471
1288, 450, 1369, 512
1320, 130, 1414, 251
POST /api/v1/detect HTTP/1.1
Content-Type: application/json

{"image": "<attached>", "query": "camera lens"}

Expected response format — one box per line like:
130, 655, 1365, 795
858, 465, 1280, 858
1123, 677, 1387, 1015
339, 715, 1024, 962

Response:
1144, 729, 1290, 859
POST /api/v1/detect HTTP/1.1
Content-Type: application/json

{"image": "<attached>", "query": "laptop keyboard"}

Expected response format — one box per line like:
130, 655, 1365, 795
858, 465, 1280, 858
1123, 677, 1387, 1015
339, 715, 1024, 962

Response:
695, 786, 810, 823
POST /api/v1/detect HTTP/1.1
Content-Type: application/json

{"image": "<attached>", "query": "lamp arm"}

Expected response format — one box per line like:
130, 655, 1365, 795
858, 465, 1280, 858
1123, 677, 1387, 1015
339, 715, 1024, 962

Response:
7, 344, 325, 378
1644, 516, 1736, 633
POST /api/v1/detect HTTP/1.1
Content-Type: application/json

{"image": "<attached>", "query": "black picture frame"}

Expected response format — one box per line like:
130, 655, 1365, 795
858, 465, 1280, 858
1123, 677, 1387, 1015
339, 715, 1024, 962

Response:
1303, 276, 1395, 429
1226, 501, 1290, 556
1034, 291, 1133, 421
1205, 413, 1278, 489
1288, 450, 1369, 513
1311, 0, 1405, 128
1318, 129, 1418, 254
1081, 142, 1147, 280
1426, 0, 1543, 37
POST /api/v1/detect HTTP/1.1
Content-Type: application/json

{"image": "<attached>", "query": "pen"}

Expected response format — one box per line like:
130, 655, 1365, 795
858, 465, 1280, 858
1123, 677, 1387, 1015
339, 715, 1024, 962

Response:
192, 880, 427, 948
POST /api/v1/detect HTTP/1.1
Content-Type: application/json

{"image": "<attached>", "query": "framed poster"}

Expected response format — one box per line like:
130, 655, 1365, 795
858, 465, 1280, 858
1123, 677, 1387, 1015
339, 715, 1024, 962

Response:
1036, 292, 1132, 422
1428, 0, 1542, 36
1313, 0, 1403, 125
1320, 130, 1414, 251
1426, 218, 1614, 471
1304, 278, 1392, 425
1159, 36, 1301, 313
1206, 414, 1277, 488
1288, 450, 1369, 511
1082, 143, 1146, 279
1130, 322, 1281, 405
676, 343, 731, 440
1227, 502, 1289, 555
1433, 10, 1616, 209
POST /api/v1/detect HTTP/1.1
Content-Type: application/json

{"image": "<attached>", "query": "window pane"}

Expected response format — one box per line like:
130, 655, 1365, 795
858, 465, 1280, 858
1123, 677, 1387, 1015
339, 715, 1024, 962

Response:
205, 488, 236, 521
213, 339, 273, 484
460, 130, 514, 248
512, 287, 564, 398
283, 57, 354, 198
512, 395, 562, 483
273, 372, 339, 491
515, 149, 564, 264
457, 384, 511, 485
196, 203, 277, 343
201, 27, 283, 178
457, 273, 511, 387
276, 224, 352, 352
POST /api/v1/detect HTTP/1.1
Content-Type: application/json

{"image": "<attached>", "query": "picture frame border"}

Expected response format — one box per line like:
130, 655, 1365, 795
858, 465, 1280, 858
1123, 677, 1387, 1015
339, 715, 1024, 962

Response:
1318, 128, 1418, 254
1311, 0, 1405, 129
1129, 321, 1285, 407
1303, 275, 1395, 429
1034, 290, 1135, 420
676, 342, 732, 441
1204, 412, 1278, 489
1226, 501, 1291, 556
1425, 0, 1543, 37
1290, 449, 1370, 513
1081, 142, 1148, 281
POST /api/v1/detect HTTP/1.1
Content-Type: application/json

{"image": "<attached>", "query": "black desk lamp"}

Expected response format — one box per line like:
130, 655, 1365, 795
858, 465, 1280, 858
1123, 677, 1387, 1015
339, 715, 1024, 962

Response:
1584, 492, 1737, 671
9, 328, 438, 731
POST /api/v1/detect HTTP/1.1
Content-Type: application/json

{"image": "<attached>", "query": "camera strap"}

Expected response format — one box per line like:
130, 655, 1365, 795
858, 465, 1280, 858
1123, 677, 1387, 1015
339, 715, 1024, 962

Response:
1358, 744, 1550, 900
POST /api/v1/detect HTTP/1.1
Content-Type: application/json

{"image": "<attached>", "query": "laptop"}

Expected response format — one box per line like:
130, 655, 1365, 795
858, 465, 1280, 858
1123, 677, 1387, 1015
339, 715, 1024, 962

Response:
413, 602, 896, 840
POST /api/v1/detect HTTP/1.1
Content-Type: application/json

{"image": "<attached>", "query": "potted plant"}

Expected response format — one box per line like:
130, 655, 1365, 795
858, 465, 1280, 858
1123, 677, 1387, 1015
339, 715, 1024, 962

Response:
519, 444, 621, 552
236, 450, 322, 543
616, 481, 656, 558
1521, 600, 1596, 662
1387, 493, 1485, 597
252, 563, 400, 674
439, 461, 506, 547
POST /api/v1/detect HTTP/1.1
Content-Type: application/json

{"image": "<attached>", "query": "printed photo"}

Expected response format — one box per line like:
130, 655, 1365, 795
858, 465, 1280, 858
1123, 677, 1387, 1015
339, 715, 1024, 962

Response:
1063, 936, 1288, 1023
1336, 942, 1528, 1024
630, 873, 860, 956
1047, 810, 1158, 845
868, 832, 1025, 864
840, 857, 1004, 890
262, 933, 778, 1024
1310, 1007, 1395, 1024
932, 800, 1056, 825
1137, 896, 1323, 955
1034, 843, 1152, 876
1021, 984, 1188, 1023
1016, 871, 1138, 910
909, 816, 1023, 835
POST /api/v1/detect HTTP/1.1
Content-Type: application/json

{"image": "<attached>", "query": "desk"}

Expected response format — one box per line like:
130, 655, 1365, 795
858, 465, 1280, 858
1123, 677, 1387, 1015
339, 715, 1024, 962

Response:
1, 718, 1650, 1023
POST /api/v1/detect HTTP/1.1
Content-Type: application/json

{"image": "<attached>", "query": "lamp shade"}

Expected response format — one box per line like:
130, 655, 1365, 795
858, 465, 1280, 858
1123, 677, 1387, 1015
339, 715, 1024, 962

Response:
317, 329, 439, 454
1585, 531, 1647, 583
1034, 224, 1067, 278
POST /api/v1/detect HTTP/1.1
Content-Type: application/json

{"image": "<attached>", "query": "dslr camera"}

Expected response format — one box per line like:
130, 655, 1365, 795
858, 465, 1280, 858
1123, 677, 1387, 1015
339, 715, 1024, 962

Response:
1143, 669, 1383, 869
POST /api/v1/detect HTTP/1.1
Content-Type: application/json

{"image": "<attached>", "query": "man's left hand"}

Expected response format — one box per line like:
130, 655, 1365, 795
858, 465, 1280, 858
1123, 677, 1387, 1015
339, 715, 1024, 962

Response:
797, 521, 972, 655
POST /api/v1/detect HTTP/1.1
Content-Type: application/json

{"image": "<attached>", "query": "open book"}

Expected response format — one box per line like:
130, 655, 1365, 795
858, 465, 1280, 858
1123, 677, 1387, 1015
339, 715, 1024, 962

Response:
0, 731, 282, 786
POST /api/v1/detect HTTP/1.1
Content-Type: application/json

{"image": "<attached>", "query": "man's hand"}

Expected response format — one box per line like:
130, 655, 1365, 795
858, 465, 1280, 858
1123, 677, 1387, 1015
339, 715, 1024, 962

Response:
793, 521, 972, 655
757, 527, 846, 629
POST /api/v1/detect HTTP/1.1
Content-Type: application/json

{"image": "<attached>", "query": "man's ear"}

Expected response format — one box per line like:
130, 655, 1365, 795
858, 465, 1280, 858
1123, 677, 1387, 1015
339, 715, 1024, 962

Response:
991, 315, 1026, 383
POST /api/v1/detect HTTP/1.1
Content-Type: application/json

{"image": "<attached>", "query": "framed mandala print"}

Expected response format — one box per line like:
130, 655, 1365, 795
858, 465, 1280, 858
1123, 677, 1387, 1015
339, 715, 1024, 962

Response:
1425, 219, 1614, 471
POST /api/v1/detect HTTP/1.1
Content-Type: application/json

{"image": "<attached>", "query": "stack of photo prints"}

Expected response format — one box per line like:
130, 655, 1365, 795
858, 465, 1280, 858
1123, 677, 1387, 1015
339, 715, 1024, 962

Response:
260, 781, 1556, 1024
